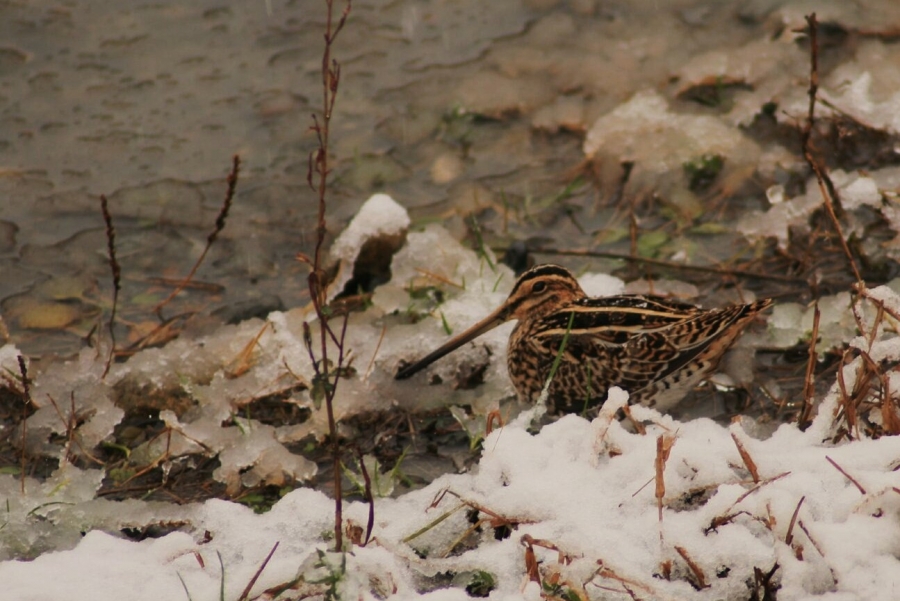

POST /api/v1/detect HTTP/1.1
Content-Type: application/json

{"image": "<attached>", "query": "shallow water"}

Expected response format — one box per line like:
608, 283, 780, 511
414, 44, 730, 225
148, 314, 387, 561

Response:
2, 0, 899, 360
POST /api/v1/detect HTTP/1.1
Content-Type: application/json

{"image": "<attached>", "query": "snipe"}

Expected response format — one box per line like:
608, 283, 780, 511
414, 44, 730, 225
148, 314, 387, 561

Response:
395, 264, 773, 414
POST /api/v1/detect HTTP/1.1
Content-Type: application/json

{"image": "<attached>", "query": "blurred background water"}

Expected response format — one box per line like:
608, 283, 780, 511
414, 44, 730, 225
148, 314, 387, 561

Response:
1, 0, 898, 363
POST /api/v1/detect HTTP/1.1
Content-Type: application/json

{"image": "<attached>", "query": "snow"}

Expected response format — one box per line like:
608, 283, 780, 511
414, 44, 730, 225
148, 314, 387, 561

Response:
4, 193, 900, 599
330, 193, 411, 264
4, 401, 900, 600
328, 193, 412, 303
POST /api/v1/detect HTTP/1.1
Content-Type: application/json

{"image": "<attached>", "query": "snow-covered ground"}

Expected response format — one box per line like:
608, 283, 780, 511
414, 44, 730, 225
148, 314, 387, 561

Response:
2, 385, 900, 600
2, 192, 900, 600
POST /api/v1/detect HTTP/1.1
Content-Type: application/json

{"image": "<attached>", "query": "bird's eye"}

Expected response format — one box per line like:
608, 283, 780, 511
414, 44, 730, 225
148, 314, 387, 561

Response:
532, 281, 547, 293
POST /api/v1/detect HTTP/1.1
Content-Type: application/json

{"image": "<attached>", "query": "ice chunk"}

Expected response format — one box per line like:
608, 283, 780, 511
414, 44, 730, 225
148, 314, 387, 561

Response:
215, 421, 316, 494
388, 223, 510, 293
777, 40, 900, 135
0, 343, 22, 375
673, 37, 802, 126
825, 69, 900, 134
0, 467, 104, 560
739, 170, 878, 249
329, 193, 410, 264
583, 90, 760, 177
842, 175, 880, 210
23, 347, 122, 461
328, 193, 411, 302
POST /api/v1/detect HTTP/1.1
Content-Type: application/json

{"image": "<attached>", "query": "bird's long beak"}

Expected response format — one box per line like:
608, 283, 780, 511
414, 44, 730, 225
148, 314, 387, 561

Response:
395, 302, 511, 380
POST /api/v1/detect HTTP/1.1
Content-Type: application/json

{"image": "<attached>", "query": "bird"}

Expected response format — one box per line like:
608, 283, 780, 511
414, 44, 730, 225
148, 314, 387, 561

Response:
395, 264, 773, 415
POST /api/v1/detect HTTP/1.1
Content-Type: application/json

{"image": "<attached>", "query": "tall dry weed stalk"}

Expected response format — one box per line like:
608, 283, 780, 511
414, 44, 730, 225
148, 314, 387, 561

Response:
301, 0, 353, 552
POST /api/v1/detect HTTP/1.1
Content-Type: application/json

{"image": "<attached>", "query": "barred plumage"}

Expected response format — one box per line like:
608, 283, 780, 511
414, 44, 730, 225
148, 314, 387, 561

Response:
396, 264, 773, 414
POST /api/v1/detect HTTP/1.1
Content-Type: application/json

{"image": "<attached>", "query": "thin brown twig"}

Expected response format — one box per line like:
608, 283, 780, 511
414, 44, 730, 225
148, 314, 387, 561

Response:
306, 0, 353, 553
730, 426, 760, 484
364, 324, 387, 380
44, 392, 103, 466
674, 545, 709, 590
523, 537, 540, 583
593, 562, 655, 599
833, 349, 852, 435
411, 267, 466, 289
513, 246, 805, 284
798, 304, 821, 428
825, 455, 866, 494
734, 472, 790, 505
356, 446, 375, 547
785, 495, 805, 546
154, 154, 240, 318
17, 355, 30, 494
225, 322, 272, 379
620, 404, 646, 435
706, 472, 791, 532
799, 13, 863, 286
860, 286, 900, 325
857, 348, 900, 435
99, 195, 121, 378
116, 428, 175, 488
121, 311, 196, 354
655, 435, 675, 526
485, 410, 503, 436
798, 520, 829, 566
237, 542, 279, 601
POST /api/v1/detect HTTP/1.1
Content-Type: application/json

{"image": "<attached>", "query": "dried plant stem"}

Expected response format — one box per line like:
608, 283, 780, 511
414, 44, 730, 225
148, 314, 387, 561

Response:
355, 446, 375, 546
799, 13, 863, 286
237, 542, 279, 601
834, 348, 858, 438
706, 472, 791, 532
485, 410, 503, 436
99, 195, 121, 378
17, 355, 30, 494
655, 435, 675, 523
798, 519, 827, 560
825, 455, 866, 494
309, 1, 350, 273
798, 304, 821, 428
523, 537, 540, 583
521, 246, 804, 284
154, 154, 240, 318
785, 495, 805, 546
674, 545, 709, 590
628, 196, 639, 260
306, 0, 352, 553
730, 426, 760, 484
45, 392, 103, 466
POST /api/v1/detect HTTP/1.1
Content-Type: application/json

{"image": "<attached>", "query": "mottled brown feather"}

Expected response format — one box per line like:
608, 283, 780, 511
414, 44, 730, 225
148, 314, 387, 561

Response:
396, 264, 773, 414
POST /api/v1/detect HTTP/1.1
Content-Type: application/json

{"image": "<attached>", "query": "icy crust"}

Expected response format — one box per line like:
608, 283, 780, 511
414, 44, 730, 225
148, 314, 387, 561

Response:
0, 194, 529, 558
779, 42, 900, 136
738, 169, 893, 252
373, 221, 517, 407
583, 89, 761, 177
3, 397, 900, 600
328, 193, 411, 303
766, 277, 900, 357
4, 191, 900, 598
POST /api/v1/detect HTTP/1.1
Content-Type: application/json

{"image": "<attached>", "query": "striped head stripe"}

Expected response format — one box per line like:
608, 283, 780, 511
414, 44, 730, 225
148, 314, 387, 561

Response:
510, 264, 574, 296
